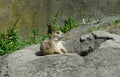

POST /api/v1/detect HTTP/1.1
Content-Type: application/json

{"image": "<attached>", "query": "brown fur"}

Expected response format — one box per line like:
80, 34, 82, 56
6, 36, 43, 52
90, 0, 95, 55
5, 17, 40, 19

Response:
40, 31, 67, 55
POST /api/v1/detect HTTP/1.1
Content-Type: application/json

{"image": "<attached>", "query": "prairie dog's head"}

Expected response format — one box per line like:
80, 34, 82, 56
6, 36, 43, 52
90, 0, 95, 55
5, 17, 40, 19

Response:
51, 31, 64, 41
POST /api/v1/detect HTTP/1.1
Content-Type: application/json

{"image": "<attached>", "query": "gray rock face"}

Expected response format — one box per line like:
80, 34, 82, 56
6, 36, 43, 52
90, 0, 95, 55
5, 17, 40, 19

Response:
48, 0, 120, 25
63, 16, 120, 39
0, 31, 120, 77
24, 54, 85, 77
64, 30, 119, 55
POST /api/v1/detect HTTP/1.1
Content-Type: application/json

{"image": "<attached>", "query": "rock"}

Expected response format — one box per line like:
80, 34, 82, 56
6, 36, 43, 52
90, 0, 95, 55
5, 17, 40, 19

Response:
64, 30, 120, 55
64, 30, 120, 77
0, 44, 41, 77
63, 16, 120, 40
0, 53, 85, 77
84, 47, 120, 77
25, 54, 85, 77
49, 0, 120, 25
1, 30, 120, 77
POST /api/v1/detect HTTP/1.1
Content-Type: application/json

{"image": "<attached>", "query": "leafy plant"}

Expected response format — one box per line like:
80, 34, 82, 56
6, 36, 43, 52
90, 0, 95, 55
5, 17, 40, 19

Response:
61, 16, 79, 33
0, 19, 21, 56
26, 34, 48, 45
0, 25, 49, 56
31, 28, 40, 43
49, 14, 79, 33
51, 11, 60, 32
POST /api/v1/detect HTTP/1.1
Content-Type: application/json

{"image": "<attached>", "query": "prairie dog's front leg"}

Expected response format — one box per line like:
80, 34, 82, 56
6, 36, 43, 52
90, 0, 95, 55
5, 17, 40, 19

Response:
57, 41, 67, 53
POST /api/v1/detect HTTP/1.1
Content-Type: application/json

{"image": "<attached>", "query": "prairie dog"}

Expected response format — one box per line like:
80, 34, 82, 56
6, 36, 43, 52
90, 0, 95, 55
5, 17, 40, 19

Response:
40, 31, 67, 55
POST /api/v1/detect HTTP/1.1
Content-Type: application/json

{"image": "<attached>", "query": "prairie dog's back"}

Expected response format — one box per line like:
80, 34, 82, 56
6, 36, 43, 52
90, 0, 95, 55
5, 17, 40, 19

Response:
40, 38, 56, 55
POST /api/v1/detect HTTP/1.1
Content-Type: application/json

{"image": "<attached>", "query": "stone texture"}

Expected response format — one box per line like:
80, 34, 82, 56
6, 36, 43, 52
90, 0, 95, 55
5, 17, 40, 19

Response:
64, 30, 120, 56
63, 16, 120, 40
84, 47, 120, 77
1, 30, 120, 77
47, 0, 120, 25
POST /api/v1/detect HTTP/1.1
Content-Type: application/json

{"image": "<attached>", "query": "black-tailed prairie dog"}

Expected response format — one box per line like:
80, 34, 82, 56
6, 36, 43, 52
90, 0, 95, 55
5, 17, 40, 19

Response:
40, 31, 67, 55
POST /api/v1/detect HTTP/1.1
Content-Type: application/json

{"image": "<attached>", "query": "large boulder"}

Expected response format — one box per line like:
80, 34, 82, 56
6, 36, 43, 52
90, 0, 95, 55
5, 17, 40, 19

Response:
0, 30, 120, 77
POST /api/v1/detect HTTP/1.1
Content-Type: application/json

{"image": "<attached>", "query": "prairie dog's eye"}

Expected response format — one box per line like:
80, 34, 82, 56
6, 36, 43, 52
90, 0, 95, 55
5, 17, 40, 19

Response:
56, 32, 60, 34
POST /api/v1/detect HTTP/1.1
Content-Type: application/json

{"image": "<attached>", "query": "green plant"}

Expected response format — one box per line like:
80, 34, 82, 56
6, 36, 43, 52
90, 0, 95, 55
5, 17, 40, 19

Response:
38, 34, 48, 43
26, 34, 48, 45
48, 13, 79, 33
31, 28, 40, 43
0, 19, 21, 56
25, 28, 49, 45
51, 11, 60, 32
51, 25, 60, 32
0, 26, 49, 56
113, 18, 120, 25
61, 16, 79, 33
87, 26, 101, 33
